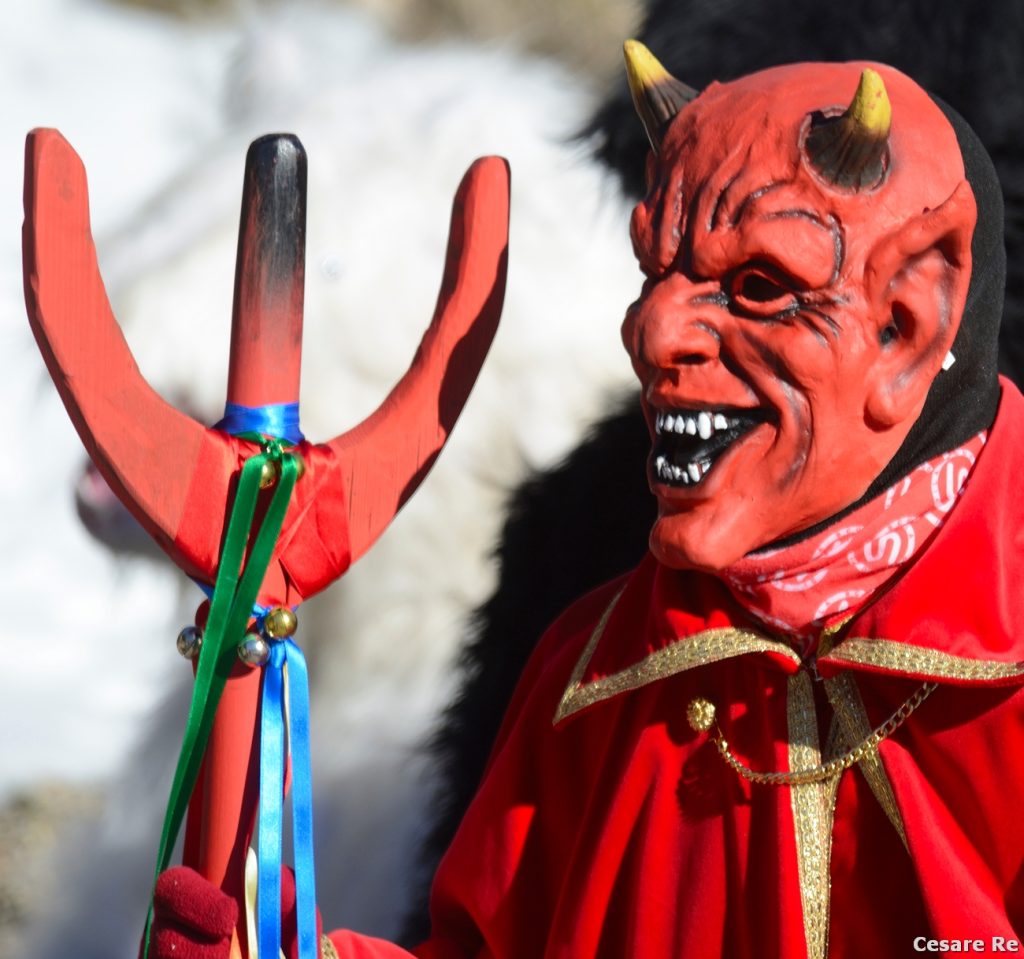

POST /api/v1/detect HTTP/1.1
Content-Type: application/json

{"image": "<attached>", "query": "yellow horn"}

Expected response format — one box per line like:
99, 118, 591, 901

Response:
845, 68, 892, 135
805, 68, 892, 190
623, 39, 698, 152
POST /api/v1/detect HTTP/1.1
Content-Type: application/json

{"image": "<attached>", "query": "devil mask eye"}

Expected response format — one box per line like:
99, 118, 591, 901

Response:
729, 265, 799, 318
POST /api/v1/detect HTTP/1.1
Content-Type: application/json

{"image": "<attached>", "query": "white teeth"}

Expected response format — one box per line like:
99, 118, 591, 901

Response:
654, 406, 739, 486
656, 456, 678, 484
656, 412, 719, 435
656, 454, 718, 486
658, 409, 737, 435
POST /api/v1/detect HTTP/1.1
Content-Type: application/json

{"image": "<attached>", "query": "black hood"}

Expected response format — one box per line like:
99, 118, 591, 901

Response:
856, 98, 1004, 502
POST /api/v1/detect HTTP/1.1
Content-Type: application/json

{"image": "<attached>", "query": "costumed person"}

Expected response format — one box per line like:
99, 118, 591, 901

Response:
147, 48, 1023, 959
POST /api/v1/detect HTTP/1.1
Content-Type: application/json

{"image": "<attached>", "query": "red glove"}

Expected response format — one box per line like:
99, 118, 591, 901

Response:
143, 866, 324, 959
145, 866, 237, 959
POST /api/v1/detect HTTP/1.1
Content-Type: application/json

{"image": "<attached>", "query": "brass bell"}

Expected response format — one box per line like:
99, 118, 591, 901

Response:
291, 452, 306, 481
263, 605, 298, 639
176, 625, 203, 660
259, 460, 278, 489
238, 634, 270, 667
686, 697, 717, 733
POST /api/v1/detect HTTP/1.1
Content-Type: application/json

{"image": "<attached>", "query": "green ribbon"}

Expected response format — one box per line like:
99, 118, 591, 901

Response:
143, 436, 298, 958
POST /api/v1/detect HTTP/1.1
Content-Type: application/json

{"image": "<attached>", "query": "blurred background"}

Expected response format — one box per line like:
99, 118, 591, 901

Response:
1, 0, 642, 955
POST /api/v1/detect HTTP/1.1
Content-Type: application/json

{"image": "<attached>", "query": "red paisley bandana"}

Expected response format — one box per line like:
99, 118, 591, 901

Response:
723, 432, 987, 643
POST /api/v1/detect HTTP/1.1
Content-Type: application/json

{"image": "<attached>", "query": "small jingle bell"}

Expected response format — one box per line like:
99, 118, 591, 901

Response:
238, 634, 271, 667
686, 697, 717, 733
291, 452, 306, 481
259, 460, 278, 489
263, 605, 298, 639
176, 625, 203, 660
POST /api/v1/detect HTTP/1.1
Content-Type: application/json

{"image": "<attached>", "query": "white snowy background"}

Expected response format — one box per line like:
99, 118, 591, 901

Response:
0, 0, 641, 954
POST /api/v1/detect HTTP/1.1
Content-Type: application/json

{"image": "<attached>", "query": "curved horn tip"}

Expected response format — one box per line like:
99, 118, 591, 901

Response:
623, 39, 673, 88
846, 68, 892, 136
622, 39, 698, 153
804, 67, 892, 190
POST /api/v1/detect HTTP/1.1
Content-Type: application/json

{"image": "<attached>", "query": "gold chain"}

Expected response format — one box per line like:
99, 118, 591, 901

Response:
689, 681, 937, 786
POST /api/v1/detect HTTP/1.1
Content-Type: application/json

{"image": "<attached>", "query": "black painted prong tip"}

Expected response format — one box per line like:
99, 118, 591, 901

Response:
236, 134, 307, 282
244, 133, 307, 181
248, 132, 305, 158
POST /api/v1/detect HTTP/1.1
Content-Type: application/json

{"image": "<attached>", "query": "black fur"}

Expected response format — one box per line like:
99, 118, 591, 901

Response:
401, 1, 1024, 944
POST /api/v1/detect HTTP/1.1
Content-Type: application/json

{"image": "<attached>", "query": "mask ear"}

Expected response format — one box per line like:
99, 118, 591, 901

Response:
863, 180, 976, 428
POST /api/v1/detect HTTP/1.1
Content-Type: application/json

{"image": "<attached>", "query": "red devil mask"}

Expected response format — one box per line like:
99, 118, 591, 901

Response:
619, 47, 978, 571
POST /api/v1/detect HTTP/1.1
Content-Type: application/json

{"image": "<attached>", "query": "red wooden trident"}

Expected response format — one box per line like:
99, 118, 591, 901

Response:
23, 129, 510, 945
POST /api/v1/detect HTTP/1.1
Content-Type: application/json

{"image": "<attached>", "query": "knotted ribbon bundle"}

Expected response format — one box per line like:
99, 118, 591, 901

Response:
144, 401, 319, 959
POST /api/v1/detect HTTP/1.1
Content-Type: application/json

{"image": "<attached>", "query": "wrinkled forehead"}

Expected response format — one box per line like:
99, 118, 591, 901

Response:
638, 62, 966, 274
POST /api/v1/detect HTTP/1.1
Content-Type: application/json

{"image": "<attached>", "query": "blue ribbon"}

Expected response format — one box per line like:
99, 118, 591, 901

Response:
215, 401, 305, 444
189, 579, 317, 958
259, 637, 318, 959
194, 405, 315, 954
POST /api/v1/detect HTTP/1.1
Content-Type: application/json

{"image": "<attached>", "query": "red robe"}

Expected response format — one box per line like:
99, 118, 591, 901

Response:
329, 379, 1024, 959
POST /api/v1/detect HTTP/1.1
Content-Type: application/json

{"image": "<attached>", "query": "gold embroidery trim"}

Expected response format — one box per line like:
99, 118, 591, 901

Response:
824, 637, 1024, 681
554, 592, 801, 723
817, 615, 852, 658
787, 672, 836, 959
824, 672, 908, 849
321, 934, 340, 959
553, 586, 625, 724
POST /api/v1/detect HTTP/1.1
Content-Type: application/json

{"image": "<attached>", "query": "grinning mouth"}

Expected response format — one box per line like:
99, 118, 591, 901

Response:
651, 407, 768, 487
